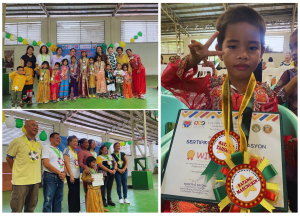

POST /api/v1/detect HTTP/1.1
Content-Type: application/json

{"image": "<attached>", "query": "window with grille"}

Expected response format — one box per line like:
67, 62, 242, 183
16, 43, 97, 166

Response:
2, 116, 54, 145
68, 129, 102, 144
161, 41, 184, 54
109, 138, 132, 156
265, 36, 284, 53
4, 22, 41, 46
57, 21, 105, 44
121, 20, 158, 43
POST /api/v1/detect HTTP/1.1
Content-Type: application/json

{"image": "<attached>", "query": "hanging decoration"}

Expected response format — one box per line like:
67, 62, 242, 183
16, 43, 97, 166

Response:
101, 43, 107, 51
120, 41, 126, 48
22, 38, 28, 45
10, 35, 17, 41
5, 33, 11, 39
37, 41, 42, 46
15, 119, 23, 128
109, 43, 114, 48
27, 39, 33, 45
134, 35, 138, 40
138, 31, 143, 37
5, 115, 15, 128
32, 40, 37, 46
2, 111, 5, 124
39, 131, 47, 141
50, 44, 57, 52
130, 38, 135, 43
120, 141, 125, 146
40, 43, 45, 47
114, 42, 120, 48
46, 42, 52, 47
22, 125, 26, 134
105, 142, 112, 149
18, 37, 23, 42
2, 32, 6, 38
128, 140, 132, 145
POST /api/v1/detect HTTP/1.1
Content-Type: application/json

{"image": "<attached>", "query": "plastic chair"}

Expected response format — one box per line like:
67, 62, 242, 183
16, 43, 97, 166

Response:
217, 69, 227, 76
262, 68, 278, 83
278, 104, 298, 138
161, 95, 188, 137
276, 66, 294, 83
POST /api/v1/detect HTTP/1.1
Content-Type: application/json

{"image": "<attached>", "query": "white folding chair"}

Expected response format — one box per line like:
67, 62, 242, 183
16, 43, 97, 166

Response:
262, 68, 278, 83
275, 66, 294, 83
217, 69, 228, 76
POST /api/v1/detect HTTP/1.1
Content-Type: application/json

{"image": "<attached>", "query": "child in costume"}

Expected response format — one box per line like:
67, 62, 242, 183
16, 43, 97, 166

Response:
105, 64, 116, 99
21, 60, 35, 107
94, 54, 106, 99
9, 66, 31, 109
82, 156, 107, 213
69, 56, 79, 100
59, 59, 70, 101
122, 64, 133, 99
88, 57, 96, 98
35, 61, 51, 104
50, 62, 61, 103
113, 63, 125, 99
161, 6, 279, 213
78, 50, 89, 98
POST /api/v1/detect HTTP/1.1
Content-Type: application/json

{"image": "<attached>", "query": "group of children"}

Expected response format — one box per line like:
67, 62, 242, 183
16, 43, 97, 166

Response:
10, 51, 133, 109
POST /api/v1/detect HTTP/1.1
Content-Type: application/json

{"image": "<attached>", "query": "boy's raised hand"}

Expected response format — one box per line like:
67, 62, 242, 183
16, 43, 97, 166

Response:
187, 31, 225, 70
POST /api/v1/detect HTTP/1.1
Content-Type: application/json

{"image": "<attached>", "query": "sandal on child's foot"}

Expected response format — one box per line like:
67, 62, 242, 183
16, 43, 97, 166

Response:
96, 96, 99, 99
103, 96, 106, 99
20, 104, 24, 107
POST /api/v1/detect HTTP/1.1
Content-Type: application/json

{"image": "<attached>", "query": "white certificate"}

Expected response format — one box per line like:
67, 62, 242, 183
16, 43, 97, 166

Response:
92, 173, 104, 187
161, 110, 287, 211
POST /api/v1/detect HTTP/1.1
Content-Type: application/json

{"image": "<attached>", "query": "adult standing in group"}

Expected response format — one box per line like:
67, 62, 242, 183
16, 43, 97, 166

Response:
42, 132, 66, 212
97, 145, 117, 207
77, 138, 94, 203
36, 45, 51, 81
126, 49, 146, 99
63, 135, 80, 212
117, 47, 131, 74
107, 47, 118, 72
21, 46, 37, 75
64, 48, 77, 64
111, 143, 130, 205
50, 47, 64, 68
6, 120, 42, 212
95, 46, 110, 66
88, 139, 97, 159
280, 52, 294, 66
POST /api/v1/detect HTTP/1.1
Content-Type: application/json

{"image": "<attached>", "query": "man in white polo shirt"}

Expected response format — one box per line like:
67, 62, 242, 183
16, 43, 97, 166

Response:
6, 120, 42, 212
42, 132, 66, 212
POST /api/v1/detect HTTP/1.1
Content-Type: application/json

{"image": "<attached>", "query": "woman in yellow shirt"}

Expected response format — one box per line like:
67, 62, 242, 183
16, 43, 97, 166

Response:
116, 47, 132, 74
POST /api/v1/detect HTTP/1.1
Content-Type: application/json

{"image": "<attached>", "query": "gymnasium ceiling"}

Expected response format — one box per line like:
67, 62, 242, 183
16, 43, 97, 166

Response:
5, 3, 158, 17
4, 110, 158, 144
161, 3, 298, 38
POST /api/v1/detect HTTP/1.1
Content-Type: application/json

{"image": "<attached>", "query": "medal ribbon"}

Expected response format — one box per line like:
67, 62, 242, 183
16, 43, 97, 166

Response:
222, 73, 256, 163
114, 152, 123, 168
89, 167, 97, 174
104, 155, 112, 169
51, 146, 64, 168
41, 54, 47, 63
24, 135, 38, 162
68, 146, 78, 169
89, 64, 94, 75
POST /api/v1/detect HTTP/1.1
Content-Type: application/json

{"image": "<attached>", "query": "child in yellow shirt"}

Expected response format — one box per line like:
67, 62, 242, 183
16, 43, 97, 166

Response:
9, 66, 31, 109
21, 60, 35, 107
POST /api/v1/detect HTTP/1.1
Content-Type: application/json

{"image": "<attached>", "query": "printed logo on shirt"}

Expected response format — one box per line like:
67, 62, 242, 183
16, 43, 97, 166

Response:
182, 121, 192, 128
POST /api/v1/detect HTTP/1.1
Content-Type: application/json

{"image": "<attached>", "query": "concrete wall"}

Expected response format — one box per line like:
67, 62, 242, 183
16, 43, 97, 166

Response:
161, 32, 292, 68
2, 112, 158, 176
5, 15, 158, 75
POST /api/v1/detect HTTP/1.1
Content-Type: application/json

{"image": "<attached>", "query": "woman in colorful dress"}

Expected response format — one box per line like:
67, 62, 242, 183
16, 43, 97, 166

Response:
69, 56, 79, 100
126, 49, 146, 99
59, 59, 70, 101
50, 62, 61, 103
36, 45, 51, 81
50, 47, 64, 69
35, 61, 51, 103
94, 54, 106, 99
88, 57, 96, 98
95, 46, 110, 66
78, 51, 89, 98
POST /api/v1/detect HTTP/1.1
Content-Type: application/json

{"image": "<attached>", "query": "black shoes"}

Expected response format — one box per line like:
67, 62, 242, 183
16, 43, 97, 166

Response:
103, 201, 108, 207
108, 201, 116, 206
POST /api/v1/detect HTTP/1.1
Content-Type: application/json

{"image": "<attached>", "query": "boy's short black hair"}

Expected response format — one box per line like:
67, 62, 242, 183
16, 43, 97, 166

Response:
126, 49, 132, 52
54, 62, 60, 67
268, 57, 273, 62
62, 59, 69, 65
39, 45, 49, 54
216, 6, 266, 50
169, 56, 175, 60
17, 66, 24, 70
26, 60, 32, 64
116, 63, 121, 67
86, 156, 96, 168
122, 63, 128, 70
42, 61, 50, 68
71, 55, 77, 59
106, 64, 111, 67
89, 57, 94, 61
70, 48, 76, 52
50, 132, 60, 140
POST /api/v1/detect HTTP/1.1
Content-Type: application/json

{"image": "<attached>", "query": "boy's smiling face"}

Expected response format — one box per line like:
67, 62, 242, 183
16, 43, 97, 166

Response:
217, 22, 264, 81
